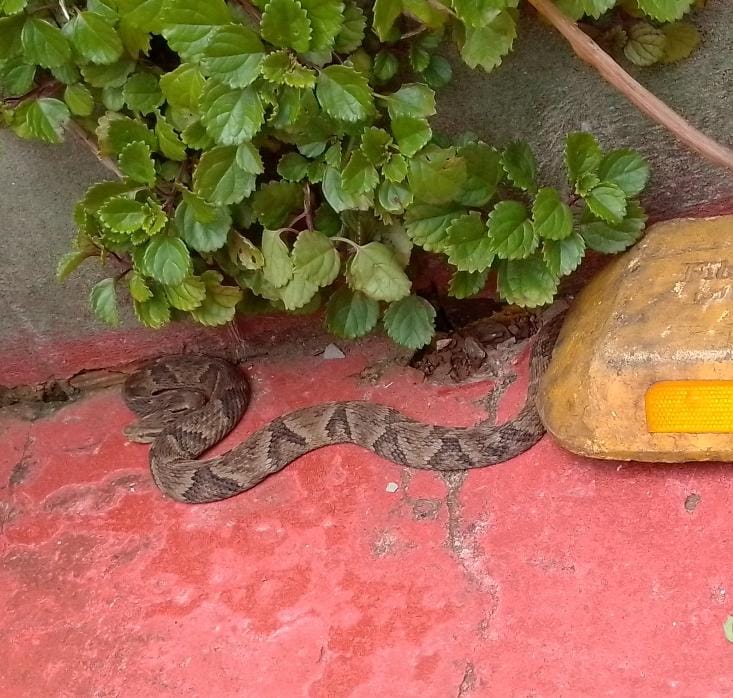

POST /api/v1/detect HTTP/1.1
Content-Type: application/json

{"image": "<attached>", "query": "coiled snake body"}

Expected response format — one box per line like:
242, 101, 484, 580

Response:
123, 312, 565, 504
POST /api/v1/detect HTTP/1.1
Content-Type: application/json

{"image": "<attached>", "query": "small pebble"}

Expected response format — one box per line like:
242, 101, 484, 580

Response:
385, 482, 399, 493
322, 343, 345, 360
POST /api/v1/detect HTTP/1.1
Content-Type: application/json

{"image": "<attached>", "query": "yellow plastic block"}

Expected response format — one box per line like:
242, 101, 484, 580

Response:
646, 381, 733, 433
537, 215, 733, 462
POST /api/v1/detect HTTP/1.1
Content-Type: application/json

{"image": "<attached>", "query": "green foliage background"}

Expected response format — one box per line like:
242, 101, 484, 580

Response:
0, 0, 704, 348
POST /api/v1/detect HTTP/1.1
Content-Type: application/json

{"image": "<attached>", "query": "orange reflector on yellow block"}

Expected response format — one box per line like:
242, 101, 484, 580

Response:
646, 381, 733, 433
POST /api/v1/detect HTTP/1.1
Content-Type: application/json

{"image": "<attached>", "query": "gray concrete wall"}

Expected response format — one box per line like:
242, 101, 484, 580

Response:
435, 3, 733, 217
1, 3, 731, 385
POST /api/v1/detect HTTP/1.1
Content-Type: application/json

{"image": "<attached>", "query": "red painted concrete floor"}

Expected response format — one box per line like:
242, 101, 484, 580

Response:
1, 336, 733, 697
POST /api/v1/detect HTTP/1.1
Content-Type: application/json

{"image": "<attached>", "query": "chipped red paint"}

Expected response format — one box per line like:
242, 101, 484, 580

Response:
2, 338, 733, 696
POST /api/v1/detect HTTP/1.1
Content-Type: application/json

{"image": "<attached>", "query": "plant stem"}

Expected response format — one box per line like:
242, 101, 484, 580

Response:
528, 0, 733, 174
303, 183, 314, 230
230, 0, 262, 23
66, 120, 124, 178
331, 236, 360, 251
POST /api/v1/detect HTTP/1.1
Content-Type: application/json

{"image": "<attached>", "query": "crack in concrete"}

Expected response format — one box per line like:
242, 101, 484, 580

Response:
7, 426, 34, 489
457, 662, 477, 697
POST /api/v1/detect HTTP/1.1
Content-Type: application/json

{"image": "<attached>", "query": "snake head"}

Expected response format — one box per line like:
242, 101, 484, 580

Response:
123, 417, 166, 443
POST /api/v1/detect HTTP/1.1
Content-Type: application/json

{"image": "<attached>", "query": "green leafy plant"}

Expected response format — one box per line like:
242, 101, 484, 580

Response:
0, 0, 712, 349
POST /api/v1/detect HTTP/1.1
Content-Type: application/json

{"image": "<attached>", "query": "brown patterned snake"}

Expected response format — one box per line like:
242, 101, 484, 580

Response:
123, 309, 566, 504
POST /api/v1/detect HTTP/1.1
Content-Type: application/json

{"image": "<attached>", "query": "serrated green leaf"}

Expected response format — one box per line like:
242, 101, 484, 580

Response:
383, 153, 408, 183
373, 0, 402, 41
278, 152, 310, 181
118, 141, 156, 184
143, 199, 168, 237
277, 271, 319, 310
11, 98, 70, 144
90, 278, 119, 325
291, 229, 341, 286
456, 142, 502, 207
348, 241, 411, 301
134, 287, 171, 327
63, 83, 94, 116
637, 0, 693, 22
0, 57, 35, 96
21, 18, 70, 68
164, 275, 207, 310
252, 181, 302, 228
119, 17, 152, 57
160, 0, 231, 60
81, 58, 135, 88
451, 0, 502, 27
261, 0, 312, 52
57, 248, 97, 281
322, 166, 371, 213
143, 235, 191, 285
199, 80, 264, 145
624, 22, 665, 66
380, 224, 413, 267
128, 270, 153, 302
391, 116, 432, 158
300, 0, 344, 51
543, 232, 585, 276
229, 233, 264, 270
0, 15, 24, 61
501, 141, 537, 193
260, 50, 316, 87
660, 22, 700, 63
446, 212, 494, 272
449, 269, 488, 299
202, 24, 264, 88
236, 142, 264, 174
361, 127, 393, 167
373, 50, 399, 83
262, 228, 293, 287
380, 83, 436, 120
565, 132, 602, 186
497, 255, 558, 308
316, 64, 373, 122
580, 200, 647, 252
159, 63, 205, 109
82, 179, 142, 213
460, 9, 516, 72
597, 149, 650, 197
342, 151, 379, 195
154, 114, 186, 161
584, 181, 627, 223
66, 11, 123, 65
194, 145, 256, 204
325, 287, 379, 338
488, 200, 537, 259
99, 196, 149, 232
2, 0, 27, 15
97, 113, 157, 157
334, 1, 366, 53
423, 55, 452, 89
51, 62, 80, 86
188, 270, 242, 325
174, 198, 231, 252
404, 203, 462, 251
123, 72, 163, 114
383, 295, 435, 349
408, 146, 467, 205
532, 188, 573, 240
378, 181, 413, 213
118, 0, 164, 35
